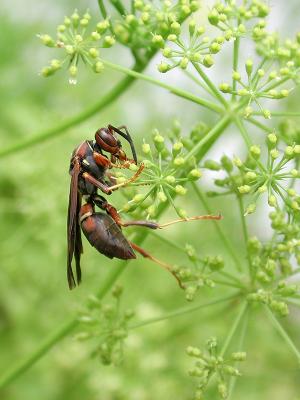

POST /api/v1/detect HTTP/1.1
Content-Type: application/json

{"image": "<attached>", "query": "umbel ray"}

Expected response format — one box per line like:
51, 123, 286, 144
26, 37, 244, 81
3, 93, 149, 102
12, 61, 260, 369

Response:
67, 124, 221, 289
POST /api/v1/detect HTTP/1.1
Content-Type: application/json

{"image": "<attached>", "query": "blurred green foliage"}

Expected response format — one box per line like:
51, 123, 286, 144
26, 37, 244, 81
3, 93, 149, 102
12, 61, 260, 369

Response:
0, 1, 300, 399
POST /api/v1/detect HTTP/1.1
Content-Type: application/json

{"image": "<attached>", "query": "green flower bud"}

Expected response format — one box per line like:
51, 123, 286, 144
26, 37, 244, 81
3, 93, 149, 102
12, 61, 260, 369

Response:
238, 24, 246, 34
250, 145, 261, 159
223, 366, 241, 376
180, 57, 189, 69
263, 109, 271, 119
232, 71, 241, 81
89, 48, 99, 58
268, 195, 277, 207
210, 42, 221, 54
96, 20, 110, 33
175, 185, 187, 195
231, 352, 247, 361
238, 185, 251, 194
270, 149, 279, 159
189, 169, 202, 180
71, 10, 80, 25
247, 202, 259, 216
221, 155, 233, 172
233, 157, 243, 167
157, 191, 167, 202
158, 62, 171, 73
186, 346, 202, 357
258, 185, 267, 194
152, 34, 165, 48
238, 88, 249, 96
285, 146, 294, 158
167, 34, 177, 41
93, 61, 104, 73
91, 31, 101, 40
244, 106, 253, 118
154, 133, 165, 152
142, 143, 151, 154
173, 157, 185, 167
39, 34, 55, 47
204, 160, 221, 171
50, 59, 61, 70
219, 83, 231, 93
245, 171, 257, 181
65, 45, 75, 55
103, 36, 115, 48
218, 383, 228, 399
208, 9, 220, 25
245, 59, 253, 75
202, 55, 214, 68
165, 175, 176, 184
80, 18, 89, 27
162, 47, 172, 58
267, 133, 277, 147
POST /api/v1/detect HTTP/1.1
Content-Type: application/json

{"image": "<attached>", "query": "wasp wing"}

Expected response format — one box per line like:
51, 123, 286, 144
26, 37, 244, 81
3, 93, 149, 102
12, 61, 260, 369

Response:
67, 158, 82, 289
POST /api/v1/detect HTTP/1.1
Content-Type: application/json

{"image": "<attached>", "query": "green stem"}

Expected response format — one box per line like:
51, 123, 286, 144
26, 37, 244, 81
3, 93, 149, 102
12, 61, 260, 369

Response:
192, 62, 228, 108
237, 195, 253, 282
232, 34, 240, 101
228, 306, 249, 398
252, 111, 300, 117
265, 306, 300, 364
220, 301, 248, 356
191, 183, 242, 272
110, 0, 126, 15
246, 117, 273, 133
129, 293, 239, 330
101, 60, 223, 113
97, 0, 107, 18
183, 114, 231, 161
0, 60, 153, 159
234, 117, 252, 148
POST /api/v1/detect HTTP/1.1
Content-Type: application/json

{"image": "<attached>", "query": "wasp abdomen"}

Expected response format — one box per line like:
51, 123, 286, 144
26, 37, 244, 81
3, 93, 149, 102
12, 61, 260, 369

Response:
81, 213, 136, 260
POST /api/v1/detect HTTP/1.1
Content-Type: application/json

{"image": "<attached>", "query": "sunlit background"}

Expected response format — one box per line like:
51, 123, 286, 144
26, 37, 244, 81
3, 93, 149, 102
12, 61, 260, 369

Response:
0, 1, 300, 399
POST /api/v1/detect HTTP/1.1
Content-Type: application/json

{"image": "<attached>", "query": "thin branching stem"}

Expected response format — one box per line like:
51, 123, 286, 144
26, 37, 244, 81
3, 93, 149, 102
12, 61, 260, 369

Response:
265, 306, 300, 364
129, 293, 240, 330
192, 182, 243, 272
101, 60, 223, 113
220, 302, 248, 357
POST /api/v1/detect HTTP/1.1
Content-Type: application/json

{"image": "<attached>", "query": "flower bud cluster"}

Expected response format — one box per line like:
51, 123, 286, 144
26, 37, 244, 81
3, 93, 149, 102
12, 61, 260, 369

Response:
113, 0, 199, 53
157, 18, 227, 73
204, 136, 300, 216
119, 121, 203, 220
38, 10, 114, 84
187, 337, 246, 399
219, 60, 294, 119
76, 285, 134, 366
173, 245, 224, 301
256, 31, 300, 82
208, 0, 269, 42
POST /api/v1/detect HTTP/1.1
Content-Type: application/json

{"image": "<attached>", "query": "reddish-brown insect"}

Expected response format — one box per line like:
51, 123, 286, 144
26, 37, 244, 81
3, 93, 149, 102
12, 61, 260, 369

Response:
67, 125, 221, 289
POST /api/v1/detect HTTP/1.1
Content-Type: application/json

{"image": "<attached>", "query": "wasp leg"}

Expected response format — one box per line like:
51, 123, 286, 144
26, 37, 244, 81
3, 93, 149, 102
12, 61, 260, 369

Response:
105, 163, 144, 191
82, 172, 113, 194
128, 241, 184, 289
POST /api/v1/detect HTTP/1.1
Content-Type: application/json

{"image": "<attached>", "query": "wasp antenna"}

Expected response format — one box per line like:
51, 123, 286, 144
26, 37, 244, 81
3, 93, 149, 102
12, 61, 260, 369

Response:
108, 125, 138, 164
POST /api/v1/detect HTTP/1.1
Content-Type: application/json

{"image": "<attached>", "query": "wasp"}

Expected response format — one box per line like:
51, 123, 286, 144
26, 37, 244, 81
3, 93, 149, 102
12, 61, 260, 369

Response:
67, 125, 221, 289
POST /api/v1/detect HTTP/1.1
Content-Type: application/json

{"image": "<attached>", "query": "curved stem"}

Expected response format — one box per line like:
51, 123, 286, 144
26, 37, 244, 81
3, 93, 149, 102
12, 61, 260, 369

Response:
0, 59, 152, 159
220, 301, 248, 356
129, 293, 240, 329
191, 183, 243, 273
101, 59, 224, 113
192, 62, 228, 108
265, 306, 300, 364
